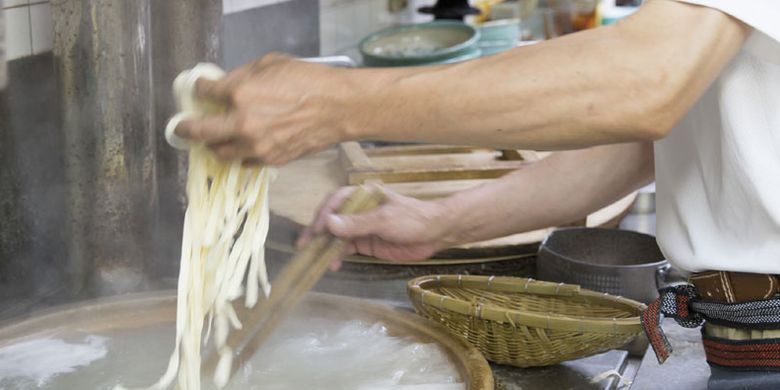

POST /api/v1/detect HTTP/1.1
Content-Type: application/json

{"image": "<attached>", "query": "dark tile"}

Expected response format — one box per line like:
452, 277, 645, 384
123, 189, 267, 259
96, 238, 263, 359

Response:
0, 53, 69, 318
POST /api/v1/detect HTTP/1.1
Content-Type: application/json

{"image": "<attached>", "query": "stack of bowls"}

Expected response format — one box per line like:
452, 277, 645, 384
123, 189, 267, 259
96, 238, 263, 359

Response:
477, 18, 520, 56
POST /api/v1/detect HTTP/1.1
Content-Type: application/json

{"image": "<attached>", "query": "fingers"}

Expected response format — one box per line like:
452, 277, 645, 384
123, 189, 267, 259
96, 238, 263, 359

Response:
194, 78, 234, 106
314, 187, 355, 232
209, 141, 255, 161
242, 158, 263, 167
295, 229, 312, 250
328, 259, 343, 272
175, 114, 238, 144
296, 187, 355, 249
301, 185, 392, 242
325, 185, 393, 239
192, 53, 289, 104
326, 208, 386, 239
349, 237, 433, 262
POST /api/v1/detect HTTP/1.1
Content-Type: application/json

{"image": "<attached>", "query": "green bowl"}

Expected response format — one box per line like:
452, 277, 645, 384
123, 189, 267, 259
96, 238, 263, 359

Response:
478, 19, 520, 42
478, 40, 517, 56
360, 21, 481, 67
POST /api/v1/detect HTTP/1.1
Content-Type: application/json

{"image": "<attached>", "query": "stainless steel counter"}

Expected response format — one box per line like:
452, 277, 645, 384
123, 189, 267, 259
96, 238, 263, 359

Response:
492, 350, 641, 390
632, 319, 710, 390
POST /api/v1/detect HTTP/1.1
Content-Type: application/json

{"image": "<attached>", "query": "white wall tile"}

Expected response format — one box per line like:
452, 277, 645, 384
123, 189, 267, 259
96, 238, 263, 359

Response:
332, 5, 354, 52
397, 0, 435, 24
0, 7, 6, 89
354, 0, 371, 38
223, 0, 289, 15
4, 6, 31, 60
29, 2, 52, 54
319, 8, 340, 55
371, 0, 396, 29
319, 0, 401, 56
320, 0, 354, 9
4, 0, 29, 9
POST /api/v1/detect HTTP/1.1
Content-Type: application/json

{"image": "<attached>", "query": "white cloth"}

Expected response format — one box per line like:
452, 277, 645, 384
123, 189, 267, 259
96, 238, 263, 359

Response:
655, 1, 780, 273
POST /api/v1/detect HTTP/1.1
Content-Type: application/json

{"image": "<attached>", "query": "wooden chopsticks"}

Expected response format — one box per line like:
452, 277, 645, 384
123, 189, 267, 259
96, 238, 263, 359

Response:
202, 185, 384, 385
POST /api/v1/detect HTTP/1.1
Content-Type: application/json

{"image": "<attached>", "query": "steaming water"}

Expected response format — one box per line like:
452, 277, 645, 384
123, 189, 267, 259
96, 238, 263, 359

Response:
0, 336, 108, 387
0, 317, 464, 390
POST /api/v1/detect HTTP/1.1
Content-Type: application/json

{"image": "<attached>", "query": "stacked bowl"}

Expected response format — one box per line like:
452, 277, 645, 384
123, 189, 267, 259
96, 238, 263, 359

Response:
477, 19, 520, 56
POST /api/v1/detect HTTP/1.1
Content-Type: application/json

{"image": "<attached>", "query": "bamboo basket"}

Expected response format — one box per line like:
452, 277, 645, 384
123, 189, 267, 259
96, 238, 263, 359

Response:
407, 275, 647, 367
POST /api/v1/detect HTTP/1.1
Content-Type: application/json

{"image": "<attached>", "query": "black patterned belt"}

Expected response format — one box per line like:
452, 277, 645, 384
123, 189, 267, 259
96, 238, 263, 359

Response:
641, 279, 780, 370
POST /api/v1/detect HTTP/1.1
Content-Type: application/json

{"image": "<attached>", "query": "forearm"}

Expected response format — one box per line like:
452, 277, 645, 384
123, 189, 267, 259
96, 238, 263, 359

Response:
435, 142, 654, 246
344, 0, 748, 149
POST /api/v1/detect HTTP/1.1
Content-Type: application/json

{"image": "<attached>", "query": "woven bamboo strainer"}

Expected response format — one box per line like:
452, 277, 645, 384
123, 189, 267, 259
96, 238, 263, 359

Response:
407, 275, 647, 367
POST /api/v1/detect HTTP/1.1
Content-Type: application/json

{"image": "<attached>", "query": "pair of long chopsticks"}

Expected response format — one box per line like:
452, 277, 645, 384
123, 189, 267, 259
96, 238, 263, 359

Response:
202, 186, 384, 385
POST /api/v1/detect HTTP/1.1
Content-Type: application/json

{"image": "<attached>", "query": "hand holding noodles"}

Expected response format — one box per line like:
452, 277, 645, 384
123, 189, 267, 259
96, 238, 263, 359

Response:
115, 63, 274, 390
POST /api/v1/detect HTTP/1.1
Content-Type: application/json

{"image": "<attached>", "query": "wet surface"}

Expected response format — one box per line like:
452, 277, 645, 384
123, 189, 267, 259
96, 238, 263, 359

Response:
631, 319, 710, 390
492, 349, 636, 390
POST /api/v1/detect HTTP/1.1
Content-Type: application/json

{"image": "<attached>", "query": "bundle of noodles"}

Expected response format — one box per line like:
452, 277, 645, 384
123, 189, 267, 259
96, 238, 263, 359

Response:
115, 63, 273, 390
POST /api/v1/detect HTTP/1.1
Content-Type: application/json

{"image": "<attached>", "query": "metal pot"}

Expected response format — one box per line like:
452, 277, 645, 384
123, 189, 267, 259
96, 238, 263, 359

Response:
537, 227, 680, 304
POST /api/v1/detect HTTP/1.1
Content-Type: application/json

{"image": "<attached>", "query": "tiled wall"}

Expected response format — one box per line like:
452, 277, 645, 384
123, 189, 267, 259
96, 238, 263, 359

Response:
2, 0, 52, 60
2, 0, 434, 62
226, 0, 443, 58
319, 0, 436, 56
0, 52, 66, 319
224, 0, 293, 15
222, 0, 319, 69
1, 3, 6, 88
320, 0, 393, 56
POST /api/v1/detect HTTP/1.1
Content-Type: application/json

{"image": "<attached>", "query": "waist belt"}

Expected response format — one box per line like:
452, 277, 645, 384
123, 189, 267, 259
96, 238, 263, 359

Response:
690, 271, 780, 303
642, 271, 780, 366
703, 328, 780, 371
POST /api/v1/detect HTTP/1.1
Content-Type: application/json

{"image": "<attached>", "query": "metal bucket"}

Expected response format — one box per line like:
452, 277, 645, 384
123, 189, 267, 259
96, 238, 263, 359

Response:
536, 227, 675, 304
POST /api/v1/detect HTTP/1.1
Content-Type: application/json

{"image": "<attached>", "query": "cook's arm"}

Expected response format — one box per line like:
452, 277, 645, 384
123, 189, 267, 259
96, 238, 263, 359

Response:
175, 0, 748, 165
435, 142, 654, 246
303, 142, 654, 261
348, 0, 749, 150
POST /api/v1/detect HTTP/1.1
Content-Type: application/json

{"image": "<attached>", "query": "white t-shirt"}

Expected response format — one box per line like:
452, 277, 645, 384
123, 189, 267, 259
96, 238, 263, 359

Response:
655, 1, 780, 273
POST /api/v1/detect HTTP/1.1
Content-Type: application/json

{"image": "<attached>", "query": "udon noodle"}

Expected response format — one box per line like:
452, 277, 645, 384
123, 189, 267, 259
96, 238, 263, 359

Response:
116, 64, 273, 390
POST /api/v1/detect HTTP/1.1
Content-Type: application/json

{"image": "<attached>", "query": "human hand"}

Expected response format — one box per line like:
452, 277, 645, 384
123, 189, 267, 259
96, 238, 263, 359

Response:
174, 53, 358, 165
296, 186, 460, 265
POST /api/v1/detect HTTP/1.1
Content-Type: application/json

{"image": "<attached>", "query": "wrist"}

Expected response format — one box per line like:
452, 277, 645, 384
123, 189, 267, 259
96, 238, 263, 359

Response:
318, 67, 362, 143
431, 194, 477, 248
340, 67, 419, 141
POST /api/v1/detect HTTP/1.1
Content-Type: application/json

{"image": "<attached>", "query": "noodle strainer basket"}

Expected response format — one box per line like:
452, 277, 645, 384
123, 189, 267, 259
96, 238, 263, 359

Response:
408, 275, 646, 368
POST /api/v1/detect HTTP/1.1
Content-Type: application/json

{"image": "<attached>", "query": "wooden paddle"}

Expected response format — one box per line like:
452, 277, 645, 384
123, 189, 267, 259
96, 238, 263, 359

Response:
201, 185, 384, 386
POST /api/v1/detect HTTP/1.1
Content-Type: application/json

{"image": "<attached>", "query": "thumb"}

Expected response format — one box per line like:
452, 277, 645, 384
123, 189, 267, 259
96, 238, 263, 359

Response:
326, 210, 386, 239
